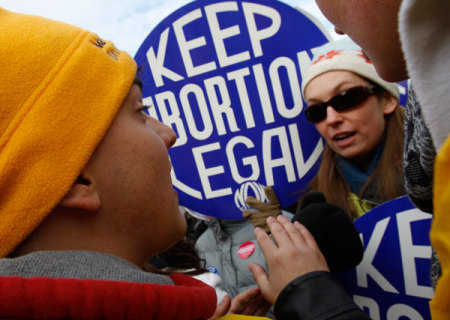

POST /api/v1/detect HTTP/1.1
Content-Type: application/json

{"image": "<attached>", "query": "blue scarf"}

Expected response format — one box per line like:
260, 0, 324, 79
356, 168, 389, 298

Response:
337, 143, 384, 195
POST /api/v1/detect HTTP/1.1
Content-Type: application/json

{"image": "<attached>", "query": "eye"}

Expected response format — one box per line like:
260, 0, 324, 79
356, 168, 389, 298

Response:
137, 105, 151, 118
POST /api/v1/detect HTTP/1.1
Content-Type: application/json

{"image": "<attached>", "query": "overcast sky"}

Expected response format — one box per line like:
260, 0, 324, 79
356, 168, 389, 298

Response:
0, 0, 338, 56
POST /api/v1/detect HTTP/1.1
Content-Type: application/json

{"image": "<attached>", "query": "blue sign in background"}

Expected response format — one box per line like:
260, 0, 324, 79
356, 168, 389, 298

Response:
135, 0, 330, 219
398, 80, 409, 108
336, 196, 433, 320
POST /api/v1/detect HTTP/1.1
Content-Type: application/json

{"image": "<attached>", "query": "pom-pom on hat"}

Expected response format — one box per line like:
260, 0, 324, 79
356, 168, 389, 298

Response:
0, 8, 137, 257
301, 37, 399, 100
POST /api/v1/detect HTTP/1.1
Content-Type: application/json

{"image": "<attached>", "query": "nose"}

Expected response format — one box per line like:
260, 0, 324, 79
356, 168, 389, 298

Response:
334, 27, 345, 35
325, 106, 343, 125
158, 121, 177, 149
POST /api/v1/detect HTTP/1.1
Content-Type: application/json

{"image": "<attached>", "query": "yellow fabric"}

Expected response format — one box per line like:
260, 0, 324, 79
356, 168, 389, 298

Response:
0, 8, 137, 257
429, 135, 450, 319
217, 315, 271, 320
347, 192, 374, 219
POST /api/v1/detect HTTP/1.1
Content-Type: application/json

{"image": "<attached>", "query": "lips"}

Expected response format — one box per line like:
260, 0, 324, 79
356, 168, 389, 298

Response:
333, 131, 356, 141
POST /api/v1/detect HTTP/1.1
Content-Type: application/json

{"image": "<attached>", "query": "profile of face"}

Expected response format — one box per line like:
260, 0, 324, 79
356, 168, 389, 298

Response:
304, 70, 397, 168
314, 0, 407, 82
83, 83, 186, 258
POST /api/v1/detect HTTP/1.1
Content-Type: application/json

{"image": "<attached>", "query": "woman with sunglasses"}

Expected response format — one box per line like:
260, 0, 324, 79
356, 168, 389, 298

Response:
243, 39, 405, 320
300, 38, 405, 220
244, 38, 405, 225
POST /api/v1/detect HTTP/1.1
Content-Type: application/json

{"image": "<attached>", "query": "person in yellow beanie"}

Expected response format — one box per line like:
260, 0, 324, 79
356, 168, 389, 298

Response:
0, 7, 271, 319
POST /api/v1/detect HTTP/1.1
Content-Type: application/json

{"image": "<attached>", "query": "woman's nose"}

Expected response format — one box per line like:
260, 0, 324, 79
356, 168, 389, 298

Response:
325, 106, 343, 125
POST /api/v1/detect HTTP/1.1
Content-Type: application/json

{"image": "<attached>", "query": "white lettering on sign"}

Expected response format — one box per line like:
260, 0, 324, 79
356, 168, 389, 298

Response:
143, 1, 323, 202
354, 295, 425, 320
204, 76, 240, 135
289, 123, 323, 179
180, 84, 213, 141
396, 209, 434, 299
357, 217, 399, 293
387, 304, 423, 320
353, 295, 381, 320
147, 28, 184, 87
269, 56, 303, 119
173, 8, 217, 77
227, 67, 255, 128
192, 143, 231, 199
147, 1, 281, 85
147, 53, 312, 147
242, 2, 281, 58
188, 127, 322, 199
252, 63, 274, 124
350, 208, 432, 319
205, 2, 251, 68
234, 181, 267, 210
356, 211, 433, 296
263, 126, 296, 186
226, 136, 260, 184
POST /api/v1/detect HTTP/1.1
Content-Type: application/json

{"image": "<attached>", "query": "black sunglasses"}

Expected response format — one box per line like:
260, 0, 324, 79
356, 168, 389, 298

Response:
304, 85, 383, 123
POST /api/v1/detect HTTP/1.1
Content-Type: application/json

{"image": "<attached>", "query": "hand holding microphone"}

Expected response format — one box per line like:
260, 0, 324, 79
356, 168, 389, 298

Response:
248, 192, 364, 304
292, 192, 364, 273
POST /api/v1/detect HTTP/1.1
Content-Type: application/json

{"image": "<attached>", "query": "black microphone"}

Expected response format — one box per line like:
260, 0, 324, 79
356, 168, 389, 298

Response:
291, 192, 364, 273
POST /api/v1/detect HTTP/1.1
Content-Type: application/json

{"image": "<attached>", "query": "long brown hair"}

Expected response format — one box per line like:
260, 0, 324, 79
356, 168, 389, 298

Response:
300, 91, 405, 220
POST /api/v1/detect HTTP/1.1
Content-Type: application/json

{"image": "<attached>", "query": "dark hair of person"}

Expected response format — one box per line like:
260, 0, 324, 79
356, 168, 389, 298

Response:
299, 83, 405, 220
143, 238, 209, 276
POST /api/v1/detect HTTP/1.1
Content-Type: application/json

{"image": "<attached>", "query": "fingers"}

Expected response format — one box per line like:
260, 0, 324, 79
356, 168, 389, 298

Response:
242, 210, 253, 219
251, 298, 271, 316
229, 287, 271, 316
254, 227, 277, 252
209, 295, 231, 319
266, 215, 305, 249
229, 287, 260, 313
239, 296, 271, 316
294, 221, 320, 250
246, 196, 270, 212
248, 263, 277, 305
264, 186, 280, 206
248, 263, 269, 291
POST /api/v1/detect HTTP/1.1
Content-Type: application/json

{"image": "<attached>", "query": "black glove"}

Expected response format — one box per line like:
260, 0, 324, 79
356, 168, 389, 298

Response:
292, 192, 364, 273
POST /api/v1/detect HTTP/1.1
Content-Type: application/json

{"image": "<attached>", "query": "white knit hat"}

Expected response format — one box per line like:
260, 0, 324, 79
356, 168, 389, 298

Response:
301, 37, 399, 100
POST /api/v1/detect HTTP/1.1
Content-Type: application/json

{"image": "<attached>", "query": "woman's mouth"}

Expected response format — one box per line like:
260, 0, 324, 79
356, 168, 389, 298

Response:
333, 132, 356, 146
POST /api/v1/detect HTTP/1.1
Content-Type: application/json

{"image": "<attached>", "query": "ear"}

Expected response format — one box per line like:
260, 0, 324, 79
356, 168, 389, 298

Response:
382, 94, 398, 115
59, 172, 101, 212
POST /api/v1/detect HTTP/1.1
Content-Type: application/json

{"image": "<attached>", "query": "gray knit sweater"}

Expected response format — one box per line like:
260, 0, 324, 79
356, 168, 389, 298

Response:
0, 250, 173, 284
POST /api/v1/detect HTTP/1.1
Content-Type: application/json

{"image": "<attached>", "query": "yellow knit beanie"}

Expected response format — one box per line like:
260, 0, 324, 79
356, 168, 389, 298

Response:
0, 8, 137, 257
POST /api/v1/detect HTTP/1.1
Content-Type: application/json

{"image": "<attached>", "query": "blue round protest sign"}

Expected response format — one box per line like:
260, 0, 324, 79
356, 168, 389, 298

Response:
398, 80, 409, 107
336, 196, 433, 320
135, 0, 330, 219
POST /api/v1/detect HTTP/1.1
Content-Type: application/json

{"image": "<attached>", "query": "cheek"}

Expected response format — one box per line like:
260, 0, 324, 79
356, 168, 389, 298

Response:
315, 0, 343, 26
315, 0, 332, 15
315, 122, 329, 140
370, 119, 387, 140
358, 112, 386, 144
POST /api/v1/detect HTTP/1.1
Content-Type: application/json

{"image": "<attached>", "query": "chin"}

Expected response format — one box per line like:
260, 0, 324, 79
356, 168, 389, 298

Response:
373, 59, 408, 82
173, 212, 188, 240
178, 219, 188, 238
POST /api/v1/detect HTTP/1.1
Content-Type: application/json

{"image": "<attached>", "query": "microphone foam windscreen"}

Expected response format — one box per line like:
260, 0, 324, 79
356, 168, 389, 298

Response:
292, 192, 364, 272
